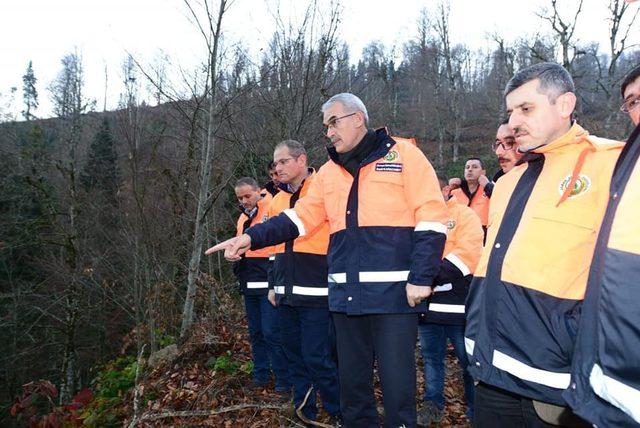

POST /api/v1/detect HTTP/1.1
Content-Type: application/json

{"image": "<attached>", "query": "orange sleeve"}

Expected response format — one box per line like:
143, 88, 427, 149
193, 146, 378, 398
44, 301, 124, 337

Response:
445, 206, 483, 276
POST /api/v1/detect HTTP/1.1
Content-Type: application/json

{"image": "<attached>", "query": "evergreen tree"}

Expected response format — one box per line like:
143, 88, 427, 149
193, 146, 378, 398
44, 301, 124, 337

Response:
22, 61, 38, 121
80, 118, 119, 199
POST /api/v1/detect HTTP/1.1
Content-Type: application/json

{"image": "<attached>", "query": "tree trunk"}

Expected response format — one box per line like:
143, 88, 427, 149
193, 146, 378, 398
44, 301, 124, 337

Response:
181, 0, 227, 337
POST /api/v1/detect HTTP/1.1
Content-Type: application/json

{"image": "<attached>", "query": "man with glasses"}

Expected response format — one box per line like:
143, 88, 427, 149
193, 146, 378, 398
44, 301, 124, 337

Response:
207, 93, 448, 427
266, 139, 340, 425
619, 64, 640, 126
489, 120, 523, 186
563, 64, 640, 427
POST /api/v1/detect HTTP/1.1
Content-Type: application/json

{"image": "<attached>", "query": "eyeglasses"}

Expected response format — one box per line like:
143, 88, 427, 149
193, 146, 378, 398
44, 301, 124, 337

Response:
324, 112, 357, 130
273, 156, 298, 166
492, 139, 516, 151
620, 96, 640, 113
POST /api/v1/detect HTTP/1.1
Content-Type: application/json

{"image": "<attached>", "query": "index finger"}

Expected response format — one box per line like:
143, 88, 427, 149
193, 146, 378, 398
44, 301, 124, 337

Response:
205, 238, 235, 255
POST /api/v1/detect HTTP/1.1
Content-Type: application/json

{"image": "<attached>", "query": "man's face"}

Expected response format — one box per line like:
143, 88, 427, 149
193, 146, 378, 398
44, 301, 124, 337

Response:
506, 79, 572, 152
269, 167, 280, 186
273, 146, 306, 184
323, 101, 366, 153
235, 184, 261, 211
622, 76, 640, 126
494, 124, 523, 173
464, 159, 485, 182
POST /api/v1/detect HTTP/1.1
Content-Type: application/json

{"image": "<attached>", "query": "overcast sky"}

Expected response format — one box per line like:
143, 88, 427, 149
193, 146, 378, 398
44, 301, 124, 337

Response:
0, 0, 638, 118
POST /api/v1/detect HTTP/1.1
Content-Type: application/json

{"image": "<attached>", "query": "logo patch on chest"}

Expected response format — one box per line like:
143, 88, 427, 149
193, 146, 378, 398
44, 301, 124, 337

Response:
375, 162, 403, 172
558, 174, 591, 198
384, 150, 399, 161
447, 220, 456, 230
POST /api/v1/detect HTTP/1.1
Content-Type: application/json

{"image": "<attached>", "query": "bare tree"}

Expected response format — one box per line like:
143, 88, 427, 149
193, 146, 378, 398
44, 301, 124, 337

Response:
537, 0, 584, 71
47, 50, 92, 404
605, 0, 639, 94
180, 0, 230, 337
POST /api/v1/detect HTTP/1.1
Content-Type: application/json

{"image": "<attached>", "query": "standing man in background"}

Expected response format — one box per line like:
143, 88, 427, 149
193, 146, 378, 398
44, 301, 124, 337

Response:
450, 158, 490, 236
483, 120, 524, 198
232, 178, 289, 395
417, 174, 483, 427
264, 161, 281, 197
266, 139, 340, 425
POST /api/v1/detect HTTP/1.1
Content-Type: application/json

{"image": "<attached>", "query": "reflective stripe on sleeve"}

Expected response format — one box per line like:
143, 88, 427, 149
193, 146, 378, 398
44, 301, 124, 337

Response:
328, 273, 347, 283
247, 282, 269, 289
464, 337, 475, 356
359, 270, 410, 282
292, 286, 328, 296
428, 303, 465, 313
492, 350, 571, 389
433, 283, 453, 292
590, 363, 640, 423
415, 221, 448, 234
274, 286, 285, 294
269, 255, 275, 261
445, 252, 471, 276
284, 209, 306, 237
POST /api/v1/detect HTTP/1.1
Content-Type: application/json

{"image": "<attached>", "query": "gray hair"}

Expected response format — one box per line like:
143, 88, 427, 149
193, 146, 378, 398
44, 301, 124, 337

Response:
504, 62, 575, 102
274, 139, 307, 159
235, 177, 259, 190
321, 93, 369, 124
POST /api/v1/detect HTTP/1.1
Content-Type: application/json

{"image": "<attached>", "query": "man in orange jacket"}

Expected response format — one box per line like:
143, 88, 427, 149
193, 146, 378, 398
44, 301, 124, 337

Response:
465, 62, 623, 427
266, 140, 340, 424
417, 174, 483, 426
208, 93, 448, 427
450, 158, 490, 234
233, 178, 289, 393
564, 64, 640, 427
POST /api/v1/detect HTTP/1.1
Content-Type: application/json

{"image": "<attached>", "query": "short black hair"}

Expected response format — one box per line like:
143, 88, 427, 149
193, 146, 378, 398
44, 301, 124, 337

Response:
466, 157, 484, 169
436, 173, 449, 189
235, 177, 259, 190
621, 64, 640, 98
500, 116, 510, 126
504, 62, 575, 103
268, 161, 276, 170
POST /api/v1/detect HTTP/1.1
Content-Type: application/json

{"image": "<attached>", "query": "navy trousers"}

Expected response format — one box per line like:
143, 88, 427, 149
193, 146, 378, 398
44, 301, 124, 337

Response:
333, 312, 418, 428
279, 304, 340, 420
243, 294, 289, 390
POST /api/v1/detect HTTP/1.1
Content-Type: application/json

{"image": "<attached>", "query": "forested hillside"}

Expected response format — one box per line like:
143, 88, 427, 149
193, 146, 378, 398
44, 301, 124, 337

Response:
1, 0, 638, 425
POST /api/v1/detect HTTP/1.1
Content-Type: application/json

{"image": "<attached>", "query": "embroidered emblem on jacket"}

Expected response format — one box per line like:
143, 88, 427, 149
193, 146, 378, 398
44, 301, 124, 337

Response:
447, 220, 456, 230
384, 150, 399, 161
262, 215, 269, 223
558, 174, 591, 198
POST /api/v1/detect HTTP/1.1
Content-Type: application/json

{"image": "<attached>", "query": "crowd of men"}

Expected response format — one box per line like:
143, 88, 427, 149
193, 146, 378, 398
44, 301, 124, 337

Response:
206, 61, 640, 428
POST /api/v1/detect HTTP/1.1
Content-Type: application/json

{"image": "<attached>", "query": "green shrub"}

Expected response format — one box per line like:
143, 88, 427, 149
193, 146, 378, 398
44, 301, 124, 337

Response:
80, 356, 139, 427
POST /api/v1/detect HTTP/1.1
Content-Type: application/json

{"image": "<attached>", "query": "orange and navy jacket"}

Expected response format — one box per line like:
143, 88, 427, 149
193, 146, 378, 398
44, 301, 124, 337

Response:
267, 169, 330, 307
234, 192, 272, 295
564, 124, 640, 427
245, 128, 448, 315
464, 123, 624, 406
420, 198, 483, 325
451, 182, 490, 226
